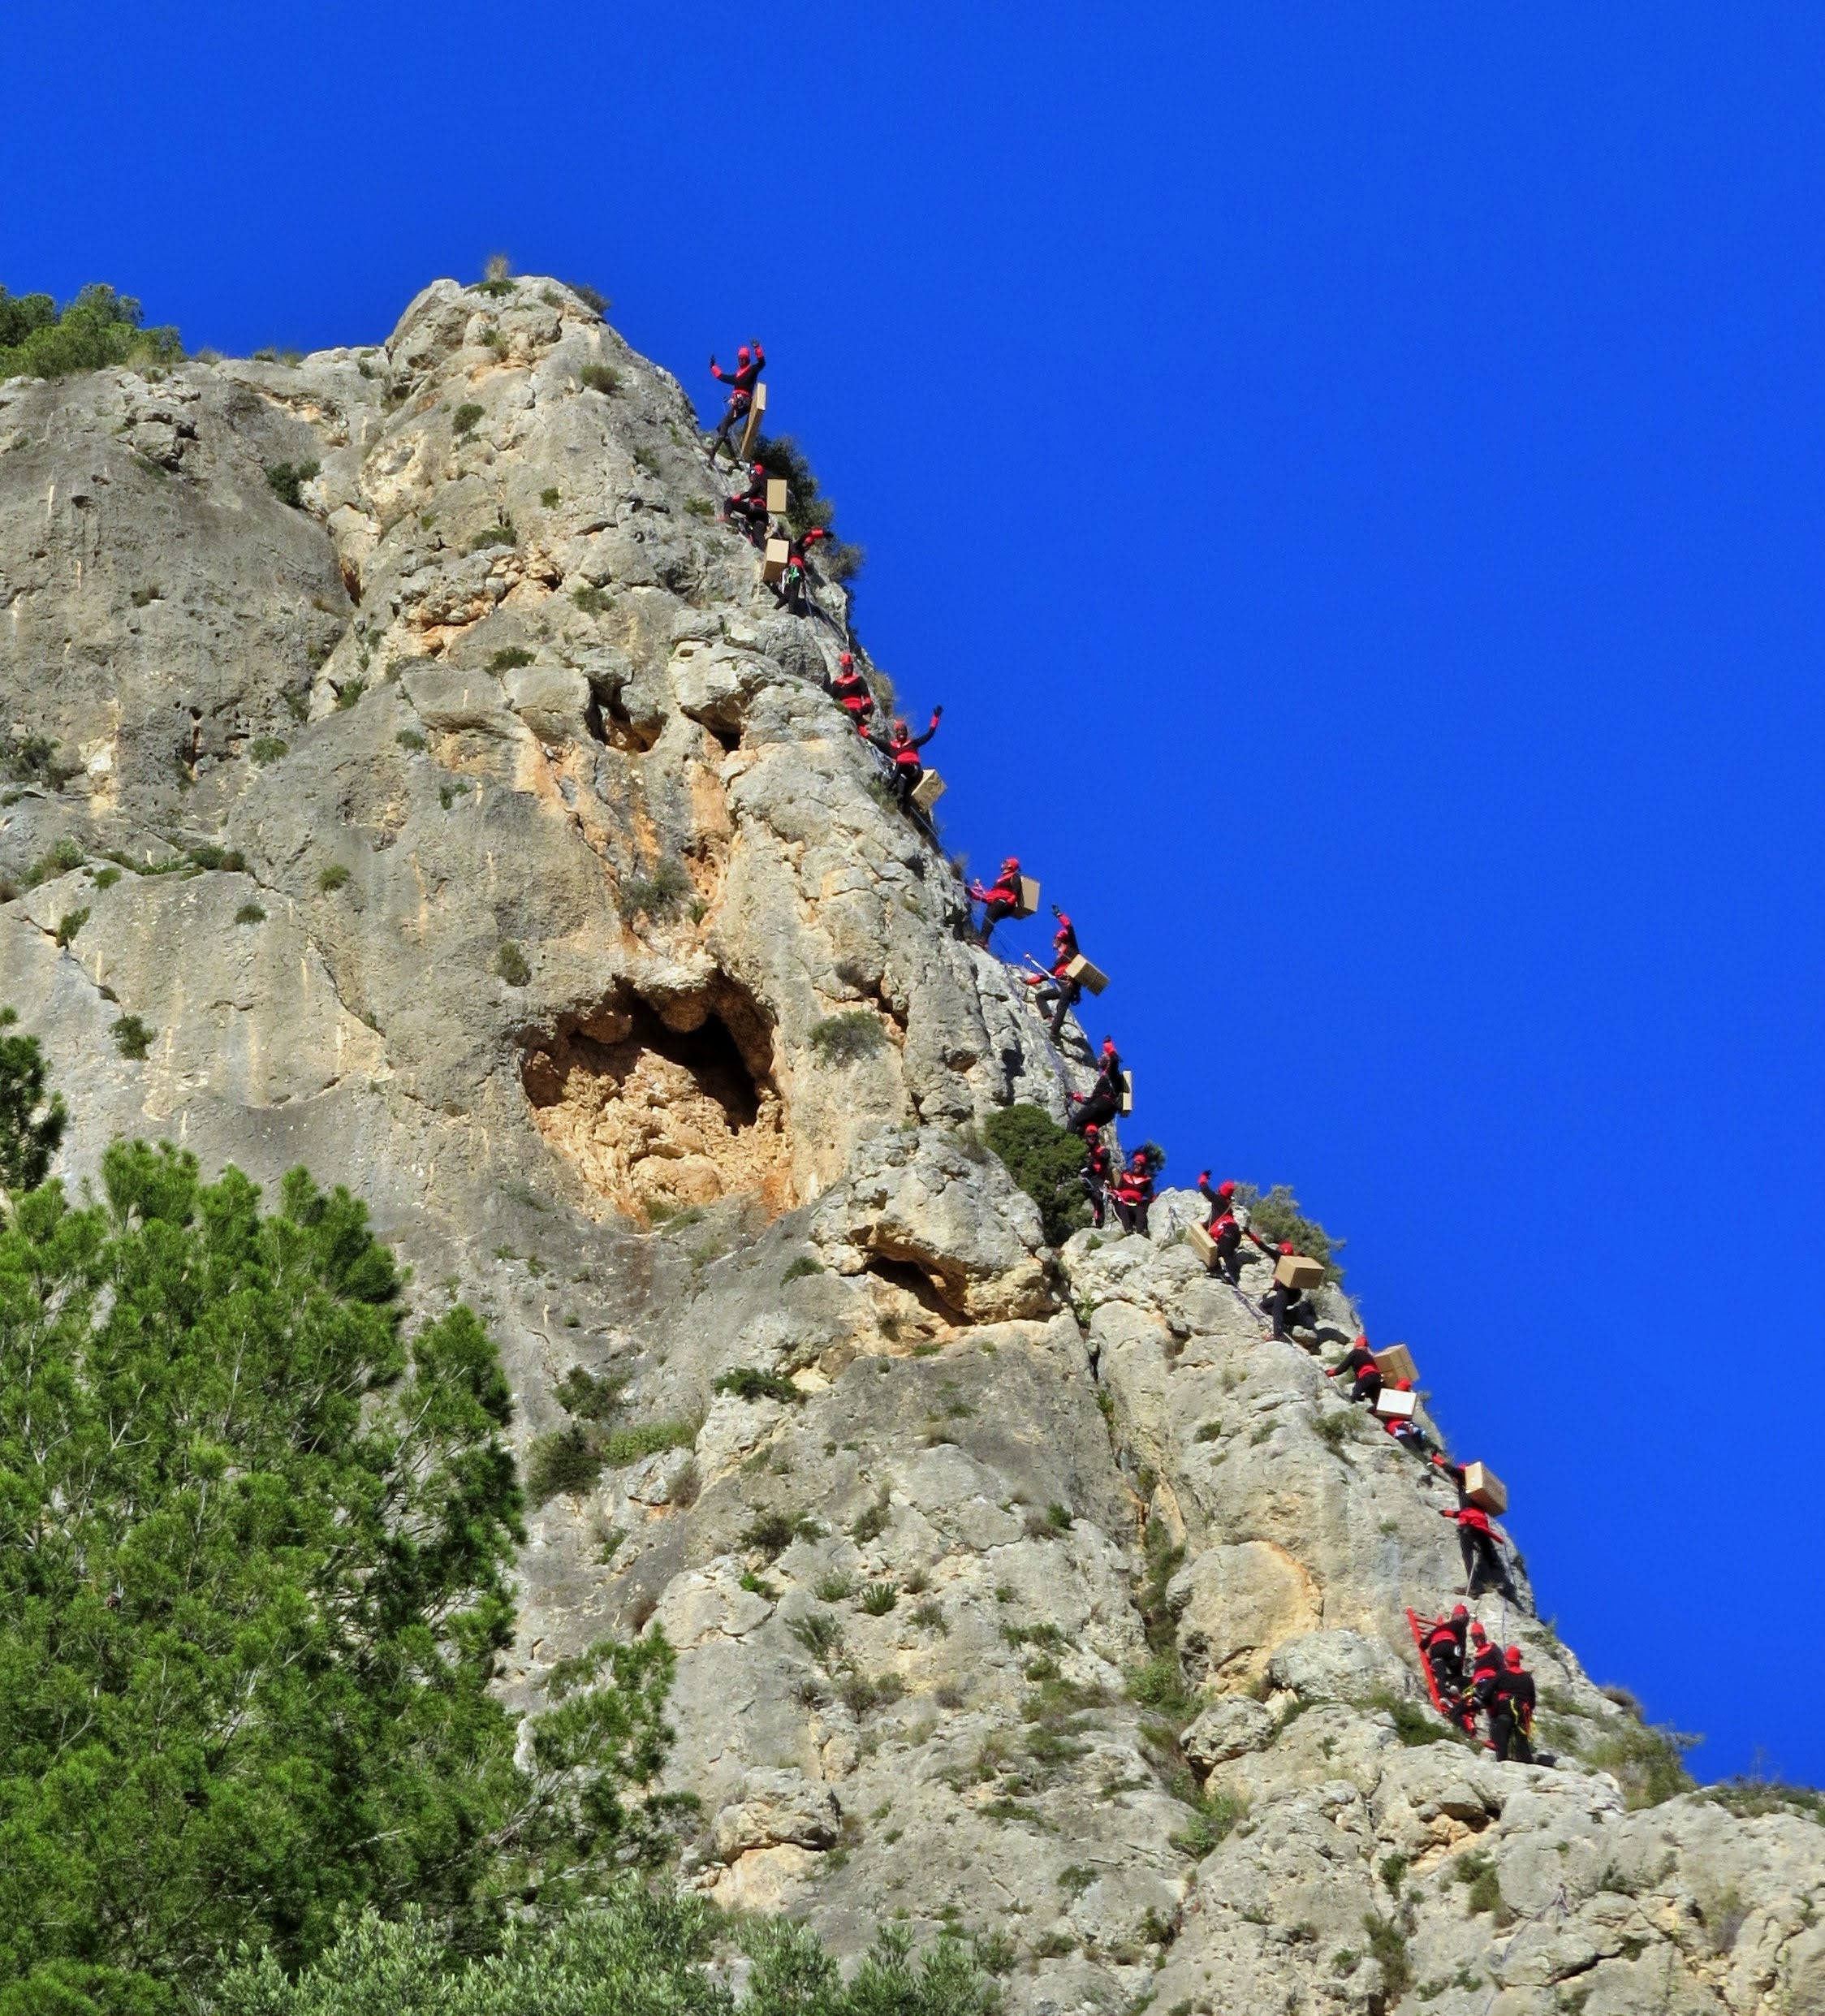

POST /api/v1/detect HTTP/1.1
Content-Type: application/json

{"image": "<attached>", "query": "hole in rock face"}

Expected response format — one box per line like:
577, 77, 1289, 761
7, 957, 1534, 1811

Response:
600, 684, 661, 753
522, 982, 792, 1224
865, 1254, 973, 1328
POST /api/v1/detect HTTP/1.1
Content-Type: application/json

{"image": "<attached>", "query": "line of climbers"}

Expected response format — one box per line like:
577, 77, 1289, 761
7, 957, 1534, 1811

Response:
700, 335, 1538, 1759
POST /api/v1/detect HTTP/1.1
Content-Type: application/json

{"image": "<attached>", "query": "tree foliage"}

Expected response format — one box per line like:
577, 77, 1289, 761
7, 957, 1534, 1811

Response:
982, 1104, 1089, 1247
0, 284, 181, 383
1234, 1182, 1345, 1283
0, 1141, 677, 2014
218, 1897, 1000, 2016
0, 1007, 67, 1199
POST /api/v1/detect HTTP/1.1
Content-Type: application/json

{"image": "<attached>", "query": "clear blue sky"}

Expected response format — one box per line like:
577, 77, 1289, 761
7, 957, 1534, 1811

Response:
9, 3, 1822, 1781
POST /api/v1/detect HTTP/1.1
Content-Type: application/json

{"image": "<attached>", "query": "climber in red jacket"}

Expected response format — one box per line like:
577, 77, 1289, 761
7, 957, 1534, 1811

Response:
1196, 1174, 1276, 1284
721, 460, 770, 544
1262, 1243, 1319, 1343
1325, 1336, 1382, 1404
708, 339, 765, 461
869, 709, 943, 811
1025, 907, 1083, 1042
1111, 1146, 1158, 1237
1421, 1604, 1469, 1698
828, 652, 875, 735
1378, 1378, 1442, 1461
774, 525, 832, 614
968, 857, 1025, 945
1078, 1124, 1112, 1229
1440, 1500, 1517, 1602
1486, 1647, 1537, 1763
1067, 1038, 1124, 1134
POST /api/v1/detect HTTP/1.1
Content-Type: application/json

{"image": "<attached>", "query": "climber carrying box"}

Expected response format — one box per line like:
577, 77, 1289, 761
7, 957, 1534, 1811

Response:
1067, 1038, 1124, 1134
707, 339, 765, 462
868, 707, 943, 812
1024, 907, 1085, 1043
968, 857, 1027, 946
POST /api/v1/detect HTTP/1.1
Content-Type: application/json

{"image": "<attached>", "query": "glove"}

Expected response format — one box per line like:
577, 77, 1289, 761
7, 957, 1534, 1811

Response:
931, 705, 944, 720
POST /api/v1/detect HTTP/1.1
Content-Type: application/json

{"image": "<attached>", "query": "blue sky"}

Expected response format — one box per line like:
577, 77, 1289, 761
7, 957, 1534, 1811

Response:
9, 2, 1823, 1781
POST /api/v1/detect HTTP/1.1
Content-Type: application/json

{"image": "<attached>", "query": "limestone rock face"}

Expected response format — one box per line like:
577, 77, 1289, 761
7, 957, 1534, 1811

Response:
2, 281, 1819, 2015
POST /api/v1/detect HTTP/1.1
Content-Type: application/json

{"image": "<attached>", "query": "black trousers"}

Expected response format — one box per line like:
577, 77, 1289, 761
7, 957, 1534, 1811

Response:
1426, 1647, 1463, 1698
1348, 1371, 1383, 1405
1491, 1707, 1534, 1763
1081, 1172, 1106, 1228
977, 899, 1016, 942
1463, 1530, 1517, 1601
1068, 1094, 1117, 1136
1262, 1284, 1314, 1337
1112, 1196, 1150, 1237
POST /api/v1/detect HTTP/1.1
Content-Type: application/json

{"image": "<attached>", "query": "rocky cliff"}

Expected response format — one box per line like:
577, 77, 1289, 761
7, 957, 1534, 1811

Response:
2, 278, 1819, 2016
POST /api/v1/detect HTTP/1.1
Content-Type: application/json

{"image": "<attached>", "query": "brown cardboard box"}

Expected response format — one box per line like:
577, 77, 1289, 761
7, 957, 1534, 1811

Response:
1462, 1462, 1508, 1515
761, 536, 790, 584
738, 380, 768, 458
1119, 1070, 1134, 1115
1016, 876, 1042, 917
912, 771, 946, 812
1185, 1220, 1219, 1270
1067, 954, 1110, 995
1372, 1344, 1419, 1385
1374, 1386, 1418, 1422
765, 476, 788, 514
1274, 1253, 1326, 1291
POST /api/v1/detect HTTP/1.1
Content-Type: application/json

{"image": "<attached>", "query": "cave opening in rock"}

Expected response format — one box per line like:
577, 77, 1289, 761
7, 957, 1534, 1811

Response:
521, 981, 792, 1223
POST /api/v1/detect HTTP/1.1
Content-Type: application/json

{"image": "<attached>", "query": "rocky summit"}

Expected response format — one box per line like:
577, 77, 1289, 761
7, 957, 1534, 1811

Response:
2, 278, 1820, 2015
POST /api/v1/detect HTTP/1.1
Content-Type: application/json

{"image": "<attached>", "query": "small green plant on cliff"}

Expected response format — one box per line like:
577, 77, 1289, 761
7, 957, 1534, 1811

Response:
808, 1011, 887, 1065
618, 857, 692, 922
250, 735, 290, 764
580, 362, 620, 395
469, 517, 517, 553
982, 1103, 1089, 1247
318, 863, 351, 892
110, 1012, 152, 1060
2, 732, 74, 789
54, 907, 88, 948
1234, 1182, 1345, 1283
495, 941, 531, 986
715, 1366, 804, 1405
782, 1254, 824, 1284
489, 646, 536, 671
264, 458, 321, 508
453, 400, 485, 436
0, 283, 181, 382
1581, 1717, 1698, 1809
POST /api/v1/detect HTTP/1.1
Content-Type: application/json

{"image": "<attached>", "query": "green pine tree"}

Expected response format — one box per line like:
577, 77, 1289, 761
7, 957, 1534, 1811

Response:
0, 1006, 66, 1200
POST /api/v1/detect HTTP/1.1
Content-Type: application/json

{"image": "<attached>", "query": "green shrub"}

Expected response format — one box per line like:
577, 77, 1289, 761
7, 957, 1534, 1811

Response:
0, 283, 180, 383
808, 1010, 887, 1065
395, 729, 426, 753
540, 487, 561, 507
187, 843, 248, 874
714, 1367, 803, 1405
336, 677, 365, 710
1235, 1183, 1345, 1283
93, 866, 121, 891
1363, 1910, 1414, 1997
1170, 1790, 1245, 1859
54, 908, 88, 948
553, 1365, 629, 1422
782, 1254, 824, 1284
1706, 1777, 1825, 1823
469, 520, 516, 553
234, 903, 266, 926
0, 1006, 67, 1194
526, 1422, 608, 1504
787, 1610, 843, 1662
489, 646, 536, 671
982, 1103, 1089, 1247
24, 836, 84, 889
318, 864, 350, 892
110, 1013, 152, 1060
1126, 1656, 1197, 1723
861, 1581, 898, 1616
632, 443, 661, 477
751, 433, 844, 540
580, 363, 620, 395
618, 857, 692, 922
573, 584, 610, 615
453, 401, 485, 435
249, 735, 289, 764
567, 282, 611, 317
1312, 1409, 1357, 1453
684, 495, 714, 518
602, 1419, 695, 1466
264, 459, 321, 508
1364, 1688, 1461, 1748
1583, 1718, 1698, 1809
1, 732, 72, 789
495, 942, 532, 986
851, 1496, 892, 1543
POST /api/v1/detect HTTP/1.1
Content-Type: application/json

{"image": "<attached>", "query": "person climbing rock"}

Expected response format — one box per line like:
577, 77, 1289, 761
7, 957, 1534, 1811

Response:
1440, 1499, 1517, 1602
773, 525, 832, 614
1261, 1243, 1322, 1342
1487, 1646, 1537, 1763
1378, 1378, 1442, 1460
1025, 907, 1083, 1042
968, 857, 1025, 945
1111, 1146, 1161, 1237
1325, 1336, 1382, 1403
1422, 1604, 1469, 1698
828, 652, 876, 735
1067, 1038, 1124, 1134
869, 708, 943, 811
1080, 1124, 1111, 1229
708, 339, 765, 460
721, 460, 770, 543
1197, 1174, 1276, 1284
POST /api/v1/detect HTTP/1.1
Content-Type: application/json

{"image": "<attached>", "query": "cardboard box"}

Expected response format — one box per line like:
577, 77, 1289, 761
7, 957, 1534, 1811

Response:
1462, 1462, 1508, 1515
1372, 1344, 1419, 1385
1185, 1220, 1219, 1270
1067, 954, 1110, 995
1119, 1070, 1134, 1115
1016, 876, 1042, 917
1374, 1386, 1418, 1422
912, 771, 946, 812
765, 476, 788, 514
1274, 1253, 1326, 1292
761, 536, 791, 584
738, 379, 768, 459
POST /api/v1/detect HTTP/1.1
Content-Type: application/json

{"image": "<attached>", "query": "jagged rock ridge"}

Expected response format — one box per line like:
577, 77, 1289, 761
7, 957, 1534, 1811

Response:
1, 278, 1819, 2015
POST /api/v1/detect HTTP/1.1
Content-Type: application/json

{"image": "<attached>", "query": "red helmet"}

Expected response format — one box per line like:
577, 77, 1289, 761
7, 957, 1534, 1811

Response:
1469, 1622, 1489, 1643
1102, 1038, 1116, 1055
1002, 856, 1020, 873
892, 718, 909, 737
1084, 1124, 1099, 1139
1130, 1150, 1146, 1167
839, 651, 853, 668
1452, 1604, 1468, 1619
1279, 1241, 1294, 1256
737, 345, 751, 362
1394, 1377, 1413, 1391
1218, 1180, 1237, 1198
1505, 1646, 1524, 1670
